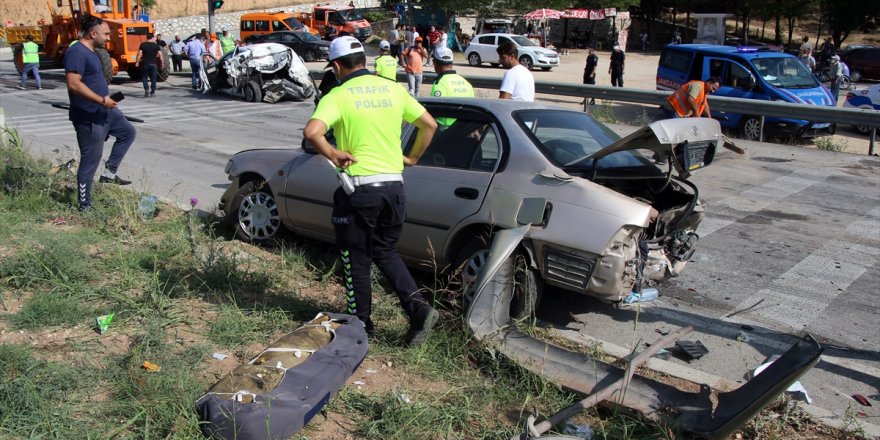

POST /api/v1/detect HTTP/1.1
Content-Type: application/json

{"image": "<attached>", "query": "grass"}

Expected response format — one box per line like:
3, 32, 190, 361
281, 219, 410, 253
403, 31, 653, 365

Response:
0, 125, 866, 439
814, 136, 849, 152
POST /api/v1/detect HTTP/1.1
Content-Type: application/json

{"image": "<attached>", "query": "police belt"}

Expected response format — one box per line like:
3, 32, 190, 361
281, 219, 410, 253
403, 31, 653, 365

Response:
351, 174, 403, 187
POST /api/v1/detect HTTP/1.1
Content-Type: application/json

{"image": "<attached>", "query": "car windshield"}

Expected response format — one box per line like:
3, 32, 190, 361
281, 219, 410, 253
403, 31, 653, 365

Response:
295, 31, 320, 42
514, 110, 655, 173
752, 56, 819, 88
337, 9, 364, 21
283, 17, 305, 30
511, 35, 537, 47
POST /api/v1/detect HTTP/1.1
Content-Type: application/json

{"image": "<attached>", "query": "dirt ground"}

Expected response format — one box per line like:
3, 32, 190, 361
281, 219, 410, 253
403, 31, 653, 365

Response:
436, 48, 877, 156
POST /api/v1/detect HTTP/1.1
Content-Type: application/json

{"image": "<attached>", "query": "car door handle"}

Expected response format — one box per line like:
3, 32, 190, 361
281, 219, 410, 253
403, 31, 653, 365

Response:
454, 187, 479, 200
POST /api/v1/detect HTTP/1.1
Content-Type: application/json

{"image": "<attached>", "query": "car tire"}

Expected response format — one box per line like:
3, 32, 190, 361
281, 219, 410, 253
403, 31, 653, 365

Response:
96, 47, 113, 84
519, 56, 533, 70
157, 47, 171, 82
232, 179, 283, 243
850, 70, 862, 83
13, 46, 23, 74
456, 236, 541, 320
490, 63, 499, 67
740, 115, 763, 141
467, 52, 481, 67
302, 49, 316, 63
244, 80, 262, 103
540, 67, 551, 71
840, 76, 851, 90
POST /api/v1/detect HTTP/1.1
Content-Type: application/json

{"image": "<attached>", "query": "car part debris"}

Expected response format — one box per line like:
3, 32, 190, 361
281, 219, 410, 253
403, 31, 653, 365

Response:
675, 340, 710, 361
852, 394, 871, 407
465, 197, 823, 440
196, 313, 367, 440
753, 359, 812, 404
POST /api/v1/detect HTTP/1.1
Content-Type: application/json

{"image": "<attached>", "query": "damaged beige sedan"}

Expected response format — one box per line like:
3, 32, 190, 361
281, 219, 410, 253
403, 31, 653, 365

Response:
220, 99, 719, 309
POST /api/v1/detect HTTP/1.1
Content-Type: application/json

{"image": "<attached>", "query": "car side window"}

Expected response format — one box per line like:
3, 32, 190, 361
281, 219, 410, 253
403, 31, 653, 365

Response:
726, 62, 752, 89
403, 119, 500, 171
241, 21, 254, 31
282, 33, 297, 42
315, 10, 326, 21
256, 20, 270, 31
497, 36, 512, 47
273, 21, 285, 31
478, 35, 494, 45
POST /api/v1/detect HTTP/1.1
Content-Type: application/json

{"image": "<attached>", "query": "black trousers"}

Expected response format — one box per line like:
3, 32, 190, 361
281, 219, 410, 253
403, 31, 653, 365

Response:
142, 63, 157, 93
611, 69, 624, 87
332, 183, 426, 325
171, 54, 183, 72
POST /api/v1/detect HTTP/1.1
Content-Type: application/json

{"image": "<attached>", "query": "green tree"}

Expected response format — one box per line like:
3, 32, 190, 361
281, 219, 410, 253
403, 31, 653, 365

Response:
822, 0, 879, 47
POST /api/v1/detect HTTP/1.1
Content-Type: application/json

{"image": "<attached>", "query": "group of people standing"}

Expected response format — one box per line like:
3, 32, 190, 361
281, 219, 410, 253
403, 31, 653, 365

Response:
179, 27, 240, 90
798, 36, 849, 99
580, 44, 626, 104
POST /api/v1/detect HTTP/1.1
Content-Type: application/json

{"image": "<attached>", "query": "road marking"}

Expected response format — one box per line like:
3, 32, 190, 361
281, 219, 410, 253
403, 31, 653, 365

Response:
727, 207, 880, 331
698, 171, 822, 238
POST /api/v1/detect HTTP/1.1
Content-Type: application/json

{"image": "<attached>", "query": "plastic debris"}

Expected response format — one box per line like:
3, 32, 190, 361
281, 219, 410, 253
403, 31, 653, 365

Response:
623, 287, 659, 304
95, 313, 115, 334
212, 353, 228, 361
142, 361, 161, 372
52, 217, 66, 226
562, 422, 594, 439
675, 340, 709, 361
137, 194, 159, 219
396, 392, 411, 404
852, 394, 871, 406
353, 380, 365, 386
653, 348, 671, 360
753, 361, 811, 403
655, 328, 670, 336
365, 368, 378, 374
736, 331, 751, 342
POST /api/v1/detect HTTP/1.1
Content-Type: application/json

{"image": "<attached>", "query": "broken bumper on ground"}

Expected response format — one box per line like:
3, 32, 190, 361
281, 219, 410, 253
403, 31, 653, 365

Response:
465, 225, 823, 439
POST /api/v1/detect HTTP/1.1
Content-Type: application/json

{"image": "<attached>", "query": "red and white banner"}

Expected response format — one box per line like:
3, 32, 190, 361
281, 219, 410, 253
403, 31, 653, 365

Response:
604, 8, 617, 17
588, 9, 605, 19
562, 9, 590, 19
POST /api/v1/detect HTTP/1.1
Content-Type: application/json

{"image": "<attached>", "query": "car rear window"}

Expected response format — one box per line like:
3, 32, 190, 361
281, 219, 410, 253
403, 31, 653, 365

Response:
660, 50, 692, 74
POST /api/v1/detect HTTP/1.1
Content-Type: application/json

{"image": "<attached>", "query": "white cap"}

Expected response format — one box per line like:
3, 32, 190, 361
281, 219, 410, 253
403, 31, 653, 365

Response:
831, 54, 840, 61
433, 46, 454, 63
328, 36, 364, 62
221, 26, 228, 32
379, 40, 390, 50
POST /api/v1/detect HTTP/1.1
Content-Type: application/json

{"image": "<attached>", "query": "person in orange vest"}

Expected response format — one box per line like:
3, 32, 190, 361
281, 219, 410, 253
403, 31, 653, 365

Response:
667, 77, 721, 118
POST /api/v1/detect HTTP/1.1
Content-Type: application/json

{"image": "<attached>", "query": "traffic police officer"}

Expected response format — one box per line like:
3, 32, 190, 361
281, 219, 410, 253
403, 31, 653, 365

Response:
373, 40, 398, 81
430, 46, 474, 127
219, 26, 237, 55
303, 36, 439, 346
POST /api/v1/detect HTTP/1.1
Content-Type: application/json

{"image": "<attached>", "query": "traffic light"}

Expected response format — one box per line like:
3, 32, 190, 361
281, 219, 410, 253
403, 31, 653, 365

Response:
211, 0, 223, 10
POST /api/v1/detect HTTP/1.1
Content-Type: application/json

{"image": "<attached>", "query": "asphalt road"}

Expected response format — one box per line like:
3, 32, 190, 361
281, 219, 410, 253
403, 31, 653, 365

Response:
1, 53, 878, 434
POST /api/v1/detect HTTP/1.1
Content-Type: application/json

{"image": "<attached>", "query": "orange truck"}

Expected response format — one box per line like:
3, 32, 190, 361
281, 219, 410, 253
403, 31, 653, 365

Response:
8, 0, 167, 82
240, 5, 371, 43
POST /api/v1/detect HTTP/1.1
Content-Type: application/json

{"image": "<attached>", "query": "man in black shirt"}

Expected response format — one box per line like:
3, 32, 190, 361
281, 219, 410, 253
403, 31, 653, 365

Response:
609, 44, 625, 87
155, 33, 167, 48
135, 32, 163, 97
582, 45, 598, 105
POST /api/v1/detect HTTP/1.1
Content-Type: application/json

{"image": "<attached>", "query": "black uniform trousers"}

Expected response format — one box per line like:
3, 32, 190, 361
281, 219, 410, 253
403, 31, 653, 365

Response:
332, 182, 426, 326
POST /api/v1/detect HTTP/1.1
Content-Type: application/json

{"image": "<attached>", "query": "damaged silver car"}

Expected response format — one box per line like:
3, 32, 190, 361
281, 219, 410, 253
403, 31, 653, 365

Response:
220, 99, 720, 308
199, 42, 315, 103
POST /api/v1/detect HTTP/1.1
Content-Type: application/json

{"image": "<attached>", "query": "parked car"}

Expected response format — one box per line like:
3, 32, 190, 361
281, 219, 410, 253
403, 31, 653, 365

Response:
199, 43, 315, 103
657, 44, 836, 141
843, 84, 880, 134
465, 33, 559, 71
248, 31, 330, 62
840, 46, 880, 82
219, 99, 721, 307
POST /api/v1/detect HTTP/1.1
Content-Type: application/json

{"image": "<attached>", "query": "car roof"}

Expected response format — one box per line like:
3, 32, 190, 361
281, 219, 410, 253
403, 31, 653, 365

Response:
476, 33, 525, 38
418, 97, 565, 113
665, 44, 791, 59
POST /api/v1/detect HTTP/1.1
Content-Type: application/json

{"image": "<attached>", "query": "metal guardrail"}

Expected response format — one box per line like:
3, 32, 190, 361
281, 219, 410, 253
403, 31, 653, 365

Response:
310, 70, 880, 152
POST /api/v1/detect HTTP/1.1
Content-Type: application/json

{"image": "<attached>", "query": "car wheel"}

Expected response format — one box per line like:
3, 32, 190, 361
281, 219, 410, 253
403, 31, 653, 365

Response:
490, 63, 499, 67
850, 70, 862, 83
519, 56, 533, 70
232, 180, 283, 243
157, 47, 171, 82
740, 116, 763, 141
96, 47, 113, 84
467, 52, 481, 66
244, 80, 262, 103
540, 67, 551, 71
12, 46, 23, 74
302, 49, 316, 63
456, 236, 541, 320
840, 76, 851, 90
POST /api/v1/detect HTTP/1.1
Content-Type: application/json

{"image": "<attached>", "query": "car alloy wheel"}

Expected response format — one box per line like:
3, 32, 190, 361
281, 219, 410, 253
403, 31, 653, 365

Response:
741, 116, 762, 141
302, 49, 316, 63
236, 182, 281, 241
850, 70, 862, 83
468, 52, 481, 66
519, 56, 533, 70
